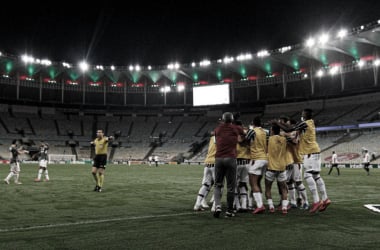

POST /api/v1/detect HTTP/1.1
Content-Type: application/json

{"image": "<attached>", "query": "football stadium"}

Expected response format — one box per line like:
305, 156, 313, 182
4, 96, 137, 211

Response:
0, 13, 380, 249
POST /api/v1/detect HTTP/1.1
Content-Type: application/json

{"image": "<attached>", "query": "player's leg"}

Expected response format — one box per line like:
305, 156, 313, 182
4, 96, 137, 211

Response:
194, 166, 211, 211
14, 162, 22, 184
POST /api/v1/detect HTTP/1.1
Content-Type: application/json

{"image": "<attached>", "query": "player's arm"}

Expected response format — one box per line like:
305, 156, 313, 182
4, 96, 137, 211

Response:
270, 119, 294, 132
104, 136, 114, 143
237, 126, 246, 143
19, 148, 29, 154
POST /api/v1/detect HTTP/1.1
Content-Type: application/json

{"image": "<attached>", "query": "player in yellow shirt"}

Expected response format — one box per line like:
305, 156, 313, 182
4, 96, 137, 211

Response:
282, 118, 309, 210
265, 124, 289, 214
274, 109, 331, 213
91, 130, 113, 192
247, 116, 269, 214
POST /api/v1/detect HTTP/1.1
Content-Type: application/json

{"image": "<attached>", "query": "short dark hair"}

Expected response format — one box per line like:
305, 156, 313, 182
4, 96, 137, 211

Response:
303, 108, 313, 118
222, 112, 234, 123
252, 116, 261, 126
271, 124, 281, 135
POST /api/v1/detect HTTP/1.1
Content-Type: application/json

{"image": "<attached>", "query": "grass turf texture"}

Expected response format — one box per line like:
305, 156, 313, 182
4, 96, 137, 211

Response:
0, 164, 379, 249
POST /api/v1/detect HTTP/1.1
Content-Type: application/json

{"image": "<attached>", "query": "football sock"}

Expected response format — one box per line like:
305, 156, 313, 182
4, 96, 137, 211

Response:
288, 183, 296, 204
305, 176, 320, 203
37, 169, 43, 180
253, 192, 263, 208
45, 170, 49, 180
92, 172, 98, 185
316, 177, 328, 201
297, 184, 309, 205
99, 174, 104, 187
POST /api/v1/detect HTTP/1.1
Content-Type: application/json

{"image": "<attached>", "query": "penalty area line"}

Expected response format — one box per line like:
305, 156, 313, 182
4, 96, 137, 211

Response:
0, 212, 195, 233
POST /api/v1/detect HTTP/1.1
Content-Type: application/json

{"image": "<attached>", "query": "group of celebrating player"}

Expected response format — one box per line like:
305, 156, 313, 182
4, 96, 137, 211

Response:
194, 108, 331, 218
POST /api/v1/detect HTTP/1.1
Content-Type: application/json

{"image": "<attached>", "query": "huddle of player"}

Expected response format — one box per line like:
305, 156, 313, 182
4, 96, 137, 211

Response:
194, 109, 331, 216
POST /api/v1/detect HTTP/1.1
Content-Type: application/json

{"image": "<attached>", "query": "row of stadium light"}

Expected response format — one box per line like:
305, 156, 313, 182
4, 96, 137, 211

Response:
11, 56, 380, 85
1, 19, 379, 73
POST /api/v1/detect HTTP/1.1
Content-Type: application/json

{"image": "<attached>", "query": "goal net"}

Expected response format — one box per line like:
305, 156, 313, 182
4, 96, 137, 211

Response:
48, 154, 76, 163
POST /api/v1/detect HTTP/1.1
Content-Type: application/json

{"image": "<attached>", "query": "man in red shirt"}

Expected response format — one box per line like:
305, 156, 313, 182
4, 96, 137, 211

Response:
213, 112, 245, 218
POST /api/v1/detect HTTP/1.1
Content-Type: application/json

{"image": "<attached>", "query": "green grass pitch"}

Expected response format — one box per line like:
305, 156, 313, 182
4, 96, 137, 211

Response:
0, 163, 379, 249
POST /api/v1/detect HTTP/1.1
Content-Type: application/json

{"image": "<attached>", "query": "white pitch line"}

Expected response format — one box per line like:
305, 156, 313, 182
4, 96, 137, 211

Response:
0, 212, 195, 233
0, 198, 377, 233
332, 198, 378, 203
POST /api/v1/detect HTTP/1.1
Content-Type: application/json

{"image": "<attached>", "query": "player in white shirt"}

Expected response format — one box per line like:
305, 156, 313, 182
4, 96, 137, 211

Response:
34, 142, 50, 182
362, 150, 370, 176
328, 151, 340, 176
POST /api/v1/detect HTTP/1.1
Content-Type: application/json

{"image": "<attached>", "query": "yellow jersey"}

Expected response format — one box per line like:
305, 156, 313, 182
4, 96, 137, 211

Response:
94, 137, 109, 155
204, 136, 216, 164
268, 135, 288, 171
249, 127, 268, 160
298, 119, 320, 155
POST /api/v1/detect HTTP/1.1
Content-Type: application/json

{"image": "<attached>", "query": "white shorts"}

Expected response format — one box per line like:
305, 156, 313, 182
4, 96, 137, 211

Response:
286, 163, 302, 182
265, 170, 287, 182
303, 154, 321, 172
248, 159, 268, 176
39, 160, 48, 168
237, 164, 249, 183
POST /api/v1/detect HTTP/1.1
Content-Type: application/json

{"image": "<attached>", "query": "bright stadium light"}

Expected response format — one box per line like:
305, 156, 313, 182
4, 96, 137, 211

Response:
223, 56, 234, 64
160, 86, 171, 93
305, 38, 315, 48
167, 63, 180, 70
337, 29, 347, 39
129, 65, 134, 71
316, 69, 324, 77
177, 85, 185, 92
280, 46, 292, 53
200, 60, 211, 67
236, 53, 252, 61
110, 65, 115, 71
62, 62, 72, 68
21, 54, 35, 64
79, 61, 89, 72
257, 50, 269, 58
374, 59, 380, 67
40, 59, 52, 66
319, 34, 329, 45
329, 66, 340, 75
147, 65, 152, 70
